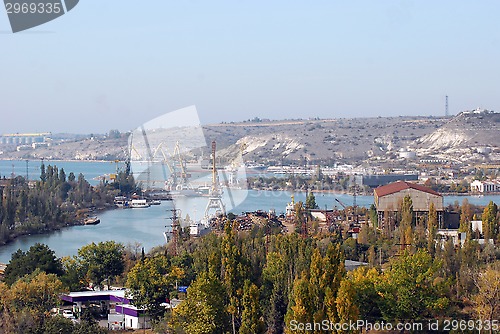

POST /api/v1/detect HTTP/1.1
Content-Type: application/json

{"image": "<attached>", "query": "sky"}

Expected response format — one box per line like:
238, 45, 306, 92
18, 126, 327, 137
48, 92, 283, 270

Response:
1, 1, 499, 134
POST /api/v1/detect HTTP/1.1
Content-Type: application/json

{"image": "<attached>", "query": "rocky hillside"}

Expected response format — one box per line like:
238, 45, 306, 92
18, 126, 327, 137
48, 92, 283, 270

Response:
415, 109, 500, 163
1, 112, 498, 165
203, 117, 447, 164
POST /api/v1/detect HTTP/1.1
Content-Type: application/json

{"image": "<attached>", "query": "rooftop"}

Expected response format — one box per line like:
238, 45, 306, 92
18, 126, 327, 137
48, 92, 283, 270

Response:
374, 181, 441, 198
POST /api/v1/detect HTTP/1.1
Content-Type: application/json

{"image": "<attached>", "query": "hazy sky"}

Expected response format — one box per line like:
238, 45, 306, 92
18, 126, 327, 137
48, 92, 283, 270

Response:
1, 1, 499, 134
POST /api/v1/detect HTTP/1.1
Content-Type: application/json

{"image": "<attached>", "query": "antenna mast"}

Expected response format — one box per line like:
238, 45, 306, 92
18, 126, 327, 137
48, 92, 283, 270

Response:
445, 95, 449, 117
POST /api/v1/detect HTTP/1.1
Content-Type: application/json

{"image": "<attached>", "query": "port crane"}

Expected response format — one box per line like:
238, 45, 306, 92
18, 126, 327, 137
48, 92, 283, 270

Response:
203, 140, 225, 223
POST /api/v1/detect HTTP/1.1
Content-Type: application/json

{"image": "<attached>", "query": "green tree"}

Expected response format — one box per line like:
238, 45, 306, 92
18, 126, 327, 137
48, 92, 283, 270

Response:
305, 192, 318, 210
482, 201, 498, 241
341, 267, 382, 321
4, 243, 63, 285
77, 241, 125, 289
240, 280, 265, 334
459, 199, 473, 234
42, 316, 75, 334
126, 256, 175, 319
262, 251, 288, 334
427, 202, 438, 254
377, 250, 449, 322
399, 195, 413, 250
60, 256, 85, 291
171, 272, 230, 334
369, 203, 378, 228
220, 220, 249, 334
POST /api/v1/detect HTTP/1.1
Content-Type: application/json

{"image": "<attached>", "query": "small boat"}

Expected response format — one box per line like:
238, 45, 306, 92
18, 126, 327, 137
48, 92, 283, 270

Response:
84, 216, 100, 225
114, 196, 129, 208
149, 200, 161, 205
130, 199, 150, 208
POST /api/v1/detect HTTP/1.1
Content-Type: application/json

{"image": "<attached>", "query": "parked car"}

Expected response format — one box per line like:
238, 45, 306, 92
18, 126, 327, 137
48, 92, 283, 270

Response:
62, 309, 75, 319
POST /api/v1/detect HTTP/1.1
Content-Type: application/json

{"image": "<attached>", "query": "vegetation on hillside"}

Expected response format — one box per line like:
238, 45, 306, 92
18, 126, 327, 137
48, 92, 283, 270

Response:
0, 162, 137, 245
0, 169, 498, 333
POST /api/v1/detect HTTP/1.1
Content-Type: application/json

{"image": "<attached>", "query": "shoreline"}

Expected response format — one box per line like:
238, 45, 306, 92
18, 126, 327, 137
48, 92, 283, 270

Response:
0, 204, 117, 251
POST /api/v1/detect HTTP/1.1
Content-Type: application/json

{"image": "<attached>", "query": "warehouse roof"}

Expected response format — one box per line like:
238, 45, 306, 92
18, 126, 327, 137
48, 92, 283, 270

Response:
374, 181, 441, 198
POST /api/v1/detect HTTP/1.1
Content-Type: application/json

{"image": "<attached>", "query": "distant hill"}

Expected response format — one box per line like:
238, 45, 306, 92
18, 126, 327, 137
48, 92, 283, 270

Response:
1, 112, 498, 165
203, 117, 448, 164
415, 109, 500, 163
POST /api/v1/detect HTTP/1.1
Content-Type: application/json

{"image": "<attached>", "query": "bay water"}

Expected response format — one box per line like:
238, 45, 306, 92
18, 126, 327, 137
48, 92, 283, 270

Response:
0, 160, 498, 263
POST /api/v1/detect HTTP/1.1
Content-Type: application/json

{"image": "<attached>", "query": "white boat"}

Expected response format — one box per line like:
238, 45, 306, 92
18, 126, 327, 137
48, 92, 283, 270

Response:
130, 199, 150, 208
114, 196, 129, 208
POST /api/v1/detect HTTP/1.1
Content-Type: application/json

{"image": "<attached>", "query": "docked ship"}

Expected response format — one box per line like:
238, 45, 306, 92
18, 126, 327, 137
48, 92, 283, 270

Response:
130, 199, 150, 208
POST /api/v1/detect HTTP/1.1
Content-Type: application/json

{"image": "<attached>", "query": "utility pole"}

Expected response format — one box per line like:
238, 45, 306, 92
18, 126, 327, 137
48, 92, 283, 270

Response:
167, 208, 181, 256
352, 174, 359, 225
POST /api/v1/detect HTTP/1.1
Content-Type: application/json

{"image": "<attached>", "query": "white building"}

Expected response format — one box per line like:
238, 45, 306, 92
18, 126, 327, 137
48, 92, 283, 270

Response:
471, 220, 483, 234
436, 229, 466, 248
470, 180, 500, 193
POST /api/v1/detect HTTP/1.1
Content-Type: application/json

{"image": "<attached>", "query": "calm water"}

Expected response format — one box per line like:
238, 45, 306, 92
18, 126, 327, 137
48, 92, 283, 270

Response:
0, 160, 498, 263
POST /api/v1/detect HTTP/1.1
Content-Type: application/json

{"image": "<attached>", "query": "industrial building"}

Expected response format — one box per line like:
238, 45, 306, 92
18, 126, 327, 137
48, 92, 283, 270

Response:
374, 181, 444, 230
362, 173, 419, 188
0, 133, 51, 145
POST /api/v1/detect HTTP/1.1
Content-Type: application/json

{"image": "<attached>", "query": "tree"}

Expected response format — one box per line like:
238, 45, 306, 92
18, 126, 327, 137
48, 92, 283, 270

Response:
220, 221, 249, 334
240, 281, 265, 334
459, 198, 473, 234
77, 241, 125, 289
171, 272, 230, 334
0, 272, 65, 333
126, 256, 172, 319
4, 243, 63, 285
60, 256, 85, 291
473, 264, 500, 331
369, 204, 378, 228
482, 201, 498, 241
40, 161, 46, 182
262, 251, 288, 334
398, 195, 414, 252
284, 276, 315, 334
427, 202, 438, 254
336, 279, 359, 331
376, 250, 449, 322
341, 267, 382, 321
305, 192, 318, 210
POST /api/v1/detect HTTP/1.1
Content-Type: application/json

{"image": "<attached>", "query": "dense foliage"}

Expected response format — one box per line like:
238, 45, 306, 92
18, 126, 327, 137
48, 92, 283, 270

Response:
0, 173, 498, 333
0, 162, 136, 244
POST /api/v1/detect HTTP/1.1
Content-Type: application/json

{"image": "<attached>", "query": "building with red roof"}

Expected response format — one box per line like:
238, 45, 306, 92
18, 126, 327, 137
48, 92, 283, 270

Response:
374, 181, 444, 230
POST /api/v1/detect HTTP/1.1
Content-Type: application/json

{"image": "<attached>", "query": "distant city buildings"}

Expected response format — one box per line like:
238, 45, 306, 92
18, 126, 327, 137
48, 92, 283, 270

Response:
0, 133, 52, 154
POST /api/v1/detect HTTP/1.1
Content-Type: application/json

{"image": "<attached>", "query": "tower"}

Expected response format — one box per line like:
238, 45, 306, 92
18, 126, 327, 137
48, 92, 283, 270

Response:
445, 95, 449, 117
164, 208, 181, 255
203, 141, 226, 225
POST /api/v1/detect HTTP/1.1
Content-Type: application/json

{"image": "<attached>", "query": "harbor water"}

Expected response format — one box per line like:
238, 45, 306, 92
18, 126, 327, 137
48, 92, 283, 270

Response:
0, 160, 498, 263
